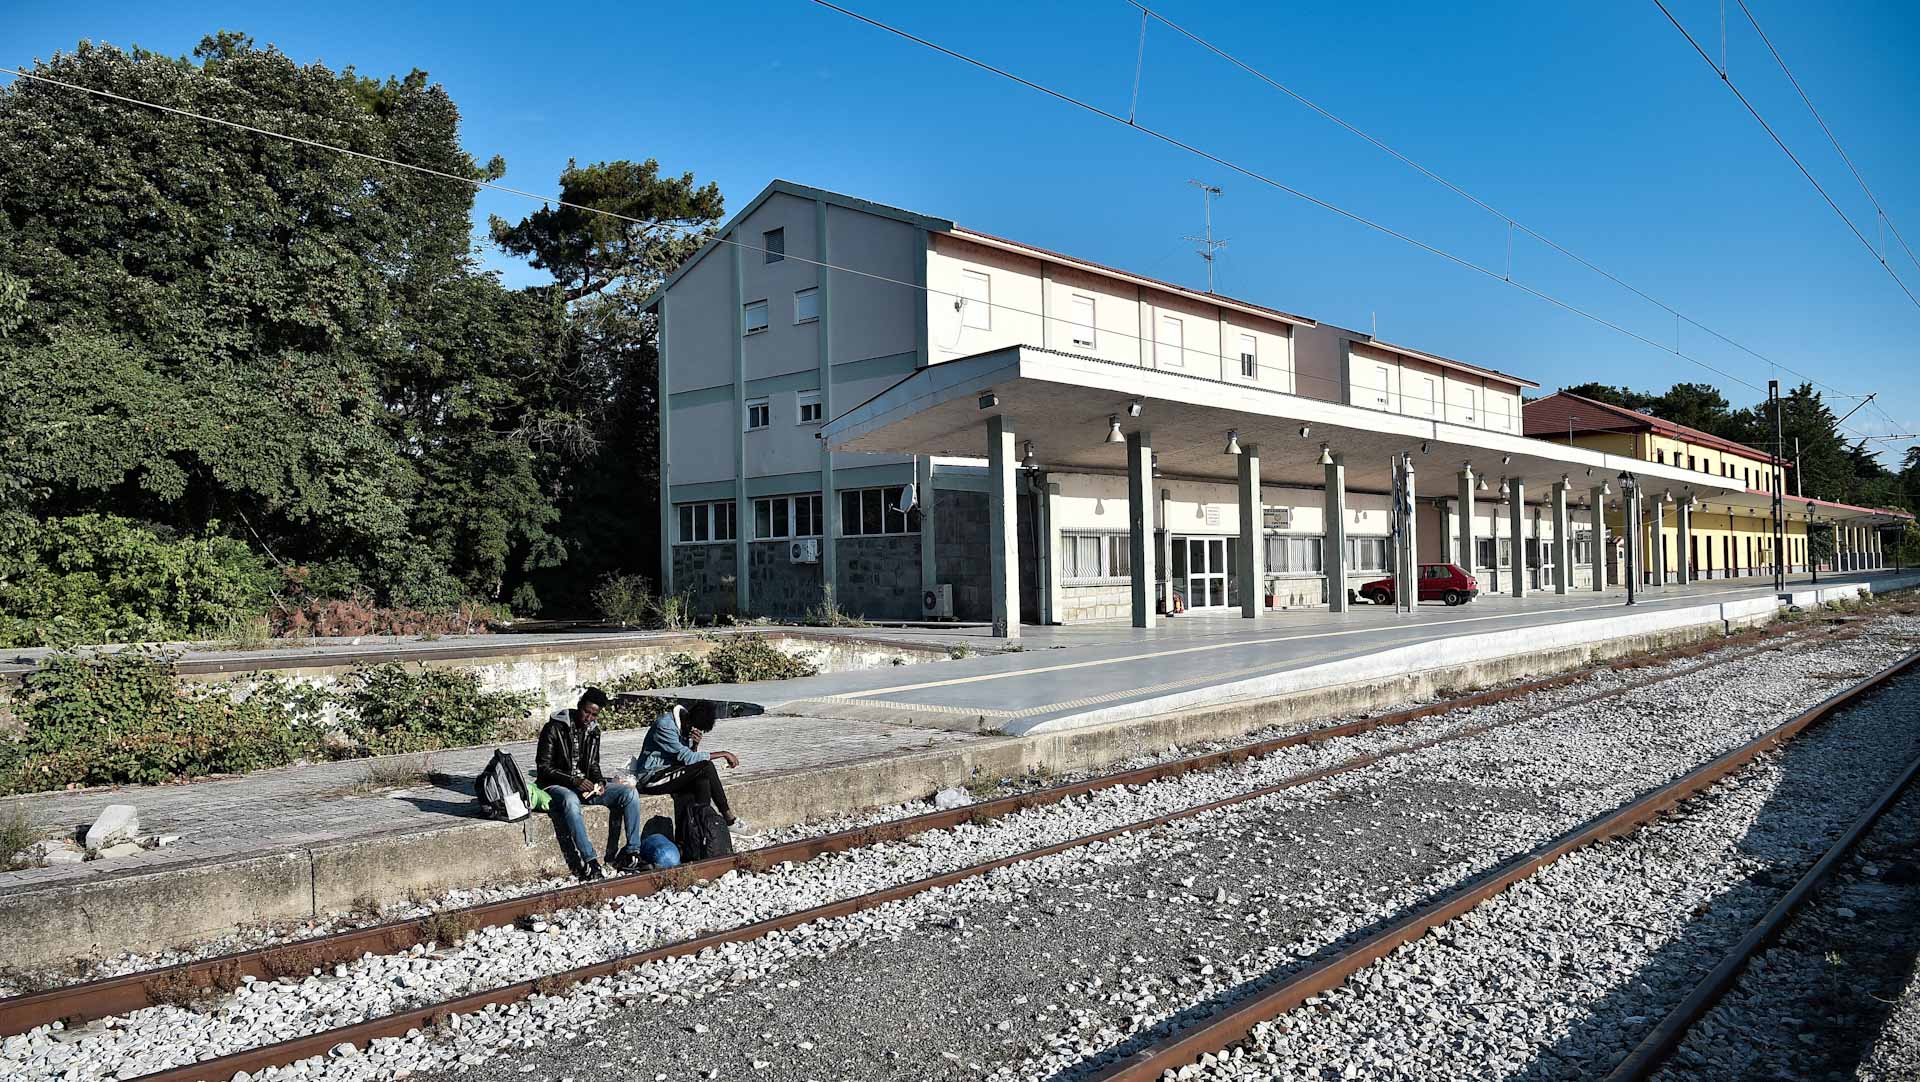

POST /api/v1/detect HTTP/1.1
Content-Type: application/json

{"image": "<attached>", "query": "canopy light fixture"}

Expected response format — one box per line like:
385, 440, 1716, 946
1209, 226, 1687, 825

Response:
1599, 482, 1612, 497
1561, 474, 1571, 487
1127, 399, 1143, 418
1664, 489, 1675, 504
1105, 416, 1124, 444
1477, 476, 1489, 492
1499, 477, 1510, 499
1502, 454, 1512, 464
1317, 444, 1334, 466
978, 392, 998, 410
1223, 430, 1242, 456
1022, 441, 1036, 469
1585, 466, 1593, 477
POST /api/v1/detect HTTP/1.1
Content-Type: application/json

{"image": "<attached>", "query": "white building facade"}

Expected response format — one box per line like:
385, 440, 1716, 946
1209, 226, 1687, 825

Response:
647, 181, 1741, 631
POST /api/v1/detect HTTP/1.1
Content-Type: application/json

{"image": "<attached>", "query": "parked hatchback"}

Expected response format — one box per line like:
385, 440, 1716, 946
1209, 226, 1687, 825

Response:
1359, 563, 1479, 606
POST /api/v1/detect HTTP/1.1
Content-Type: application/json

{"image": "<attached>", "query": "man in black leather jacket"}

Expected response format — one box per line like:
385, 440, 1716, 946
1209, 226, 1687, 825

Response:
535, 688, 643, 880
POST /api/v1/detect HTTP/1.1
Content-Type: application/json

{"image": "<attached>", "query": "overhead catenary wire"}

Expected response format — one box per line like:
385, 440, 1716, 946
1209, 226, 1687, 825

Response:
0, 54, 1877, 440
1650, 0, 1920, 310
1124, 0, 1883, 409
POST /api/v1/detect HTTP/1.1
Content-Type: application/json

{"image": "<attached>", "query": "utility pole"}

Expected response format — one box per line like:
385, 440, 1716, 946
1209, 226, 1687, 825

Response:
1794, 436, 1802, 498
1184, 180, 1226, 293
1769, 380, 1786, 591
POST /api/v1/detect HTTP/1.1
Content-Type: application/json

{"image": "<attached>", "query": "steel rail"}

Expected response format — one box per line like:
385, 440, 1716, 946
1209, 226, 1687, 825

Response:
119, 630, 1836, 1082
1087, 648, 1920, 1082
1604, 736, 1920, 1078
0, 624, 1814, 1038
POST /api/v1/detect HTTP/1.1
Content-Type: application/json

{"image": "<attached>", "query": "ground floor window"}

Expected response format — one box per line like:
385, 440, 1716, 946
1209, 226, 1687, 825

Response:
1062, 531, 1130, 580
754, 493, 824, 539
1573, 531, 1593, 566
1347, 536, 1388, 573
676, 500, 737, 544
1265, 535, 1323, 574
840, 485, 920, 536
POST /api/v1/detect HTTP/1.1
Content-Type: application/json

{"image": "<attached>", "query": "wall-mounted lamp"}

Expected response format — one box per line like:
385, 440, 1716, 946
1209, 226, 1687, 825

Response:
1022, 441, 1036, 469
1127, 399, 1143, 418
978, 393, 998, 410
1298, 425, 1311, 439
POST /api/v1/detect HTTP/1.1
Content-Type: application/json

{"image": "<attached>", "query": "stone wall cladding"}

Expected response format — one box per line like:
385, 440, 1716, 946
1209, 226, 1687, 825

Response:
935, 490, 992, 622
837, 534, 921, 620
1060, 582, 1132, 623
747, 540, 825, 619
1264, 576, 1327, 609
671, 543, 738, 618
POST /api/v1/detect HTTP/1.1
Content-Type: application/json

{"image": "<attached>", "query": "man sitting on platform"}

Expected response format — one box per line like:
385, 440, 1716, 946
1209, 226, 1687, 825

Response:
633, 699, 755, 840
535, 688, 644, 881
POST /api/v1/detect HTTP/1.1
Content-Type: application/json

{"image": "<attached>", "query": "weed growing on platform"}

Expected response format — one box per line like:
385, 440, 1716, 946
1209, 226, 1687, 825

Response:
600, 635, 818, 729
0, 807, 40, 870
801, 585, 868, 628
339, 665, 537, 756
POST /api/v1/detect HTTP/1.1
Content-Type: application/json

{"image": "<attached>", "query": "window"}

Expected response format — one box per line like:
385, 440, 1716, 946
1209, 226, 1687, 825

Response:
1157, 314, 1184, 367
1347, 537, 1388, 573
744, 300, 769, 335
1062, 532, 1130, 580
1422, 377, 1438, 418
1238, 334, 1258, 378
754, 493, 824, 539
1474, 537, 1495, 570
794, 287, 819, 323
1265, 535, 1323, 574
797, 392, 823, 425
676, 501, 737, 544
1687, 454, 1696, 471
1655, 449, 1664, 464
960, 270, 991, 330
1069, 294, 1096, 349
840, 485, 920, 536
763, 228, 784, 263
745, 397, 771, 430
1493, 394, 1511, 430
1373, 365, 1392, 408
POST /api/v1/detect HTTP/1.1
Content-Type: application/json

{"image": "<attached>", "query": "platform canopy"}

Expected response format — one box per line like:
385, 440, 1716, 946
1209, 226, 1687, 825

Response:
822, 345, 1755, 504
1704, 489, 1913, 528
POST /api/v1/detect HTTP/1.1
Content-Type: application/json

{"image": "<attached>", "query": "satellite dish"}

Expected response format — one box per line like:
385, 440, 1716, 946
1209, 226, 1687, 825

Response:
896, 482, 917, 513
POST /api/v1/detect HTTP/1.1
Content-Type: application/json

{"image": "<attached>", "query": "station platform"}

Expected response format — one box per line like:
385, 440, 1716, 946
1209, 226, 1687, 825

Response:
0, 568, 1911, 969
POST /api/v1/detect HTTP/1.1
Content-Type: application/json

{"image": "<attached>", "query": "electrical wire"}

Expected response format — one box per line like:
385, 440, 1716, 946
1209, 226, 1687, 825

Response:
1125, 0, 1882, 409
1733, 0, 1920, 279
1650, 0, 1920, 309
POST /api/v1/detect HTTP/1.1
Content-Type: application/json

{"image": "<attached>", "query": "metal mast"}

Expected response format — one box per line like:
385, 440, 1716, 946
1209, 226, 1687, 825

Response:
1184, 180, 1226, 293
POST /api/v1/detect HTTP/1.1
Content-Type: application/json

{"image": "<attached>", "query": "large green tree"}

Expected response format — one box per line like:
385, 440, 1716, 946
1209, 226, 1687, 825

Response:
0, 32, 584, 617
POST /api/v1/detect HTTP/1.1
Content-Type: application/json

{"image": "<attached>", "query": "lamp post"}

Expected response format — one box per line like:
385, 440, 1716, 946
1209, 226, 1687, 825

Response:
1621, 474, 1639, 607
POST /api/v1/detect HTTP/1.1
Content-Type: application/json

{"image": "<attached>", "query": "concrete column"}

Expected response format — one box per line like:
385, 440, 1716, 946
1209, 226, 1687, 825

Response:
1625, 484, 1644, 596
1508, 479, 1527, 598
916, 455, 937, 601
987, 415, 1019, 640
1876, 526, 1885, 568
1651, 499, 1666, 586
1325, 452, 1348, 613
1237, 445, 1263, 619
1458, 468, 1477, 574
1043, 478, 1063, 624
1551, 480, 1572, 595
1675, 500, 1692, 586
1127, 431, 1155, 628
1838, 525, 1849, 571
1589, 485, 1608, 593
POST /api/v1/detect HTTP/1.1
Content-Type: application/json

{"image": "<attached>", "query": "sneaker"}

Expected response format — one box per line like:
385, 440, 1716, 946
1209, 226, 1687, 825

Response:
609, 849, 644, 874
725, 816, 762, 839
579, 859, 605, 882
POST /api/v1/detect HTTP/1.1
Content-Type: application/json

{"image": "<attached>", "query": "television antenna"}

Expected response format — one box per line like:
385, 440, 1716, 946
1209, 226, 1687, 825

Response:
1184, 180, 1226, 292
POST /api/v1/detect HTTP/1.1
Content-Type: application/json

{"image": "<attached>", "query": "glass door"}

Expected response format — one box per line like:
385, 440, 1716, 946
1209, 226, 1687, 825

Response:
1179, 537, 1230, 608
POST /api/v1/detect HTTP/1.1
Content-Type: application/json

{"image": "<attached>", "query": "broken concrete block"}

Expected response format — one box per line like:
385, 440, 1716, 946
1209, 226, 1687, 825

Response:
85, 804, 139, 851
95, 841, 143, 859
27, 840, 83, 866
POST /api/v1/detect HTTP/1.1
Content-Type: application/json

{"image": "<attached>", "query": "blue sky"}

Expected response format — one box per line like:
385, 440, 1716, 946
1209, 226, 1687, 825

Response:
6, 0, 1918, 463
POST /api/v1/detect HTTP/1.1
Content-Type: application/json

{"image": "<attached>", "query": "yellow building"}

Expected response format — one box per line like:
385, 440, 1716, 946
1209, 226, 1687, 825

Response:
1525, 391, 1814, 584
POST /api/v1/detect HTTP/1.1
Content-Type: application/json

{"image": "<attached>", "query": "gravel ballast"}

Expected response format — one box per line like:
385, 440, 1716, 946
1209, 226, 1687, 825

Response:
1, 617, 1912, 1082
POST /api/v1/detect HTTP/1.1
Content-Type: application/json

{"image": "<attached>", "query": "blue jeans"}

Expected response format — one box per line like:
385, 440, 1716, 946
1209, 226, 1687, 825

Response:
545, 784, 641, 870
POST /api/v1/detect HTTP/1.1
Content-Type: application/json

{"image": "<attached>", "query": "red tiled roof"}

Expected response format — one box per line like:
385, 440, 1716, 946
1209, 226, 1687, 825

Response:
1523, 391, 1774, 464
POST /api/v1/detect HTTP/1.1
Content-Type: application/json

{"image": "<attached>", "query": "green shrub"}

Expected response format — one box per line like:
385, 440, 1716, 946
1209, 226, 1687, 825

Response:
801, 585, 867, 628
0, 649, 329, 793
599, 635, 817, 729
591, 572, 653, 627
337, 664, 537, 756
0, 515, 277, 648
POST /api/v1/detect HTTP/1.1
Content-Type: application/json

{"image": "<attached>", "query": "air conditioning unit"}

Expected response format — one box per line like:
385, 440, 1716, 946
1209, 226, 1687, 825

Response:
789, 538, 820, 564
922, 583, 954, 620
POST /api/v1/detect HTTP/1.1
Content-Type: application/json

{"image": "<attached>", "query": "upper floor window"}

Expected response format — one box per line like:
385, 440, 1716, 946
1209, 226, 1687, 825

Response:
1655, 449, 1665, 464
745, 397, 771, 430
1069, 294, 1096, 348
1420, 376, 1438, 418
1238, 334, 1258, 378
676, 500, 737, 544
763, 228, 785, 263
1157, 314, 1185, 367
797, 391, 823, 425
794, 287, 819, 324
960, 270, 991, 330
744, 300, 769, 335
1372, 365, 1391, 408
1687, 454, 1696, 471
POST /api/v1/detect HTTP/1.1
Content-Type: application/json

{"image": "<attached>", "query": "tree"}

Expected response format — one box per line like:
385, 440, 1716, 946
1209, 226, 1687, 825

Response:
488, 159, 724, 611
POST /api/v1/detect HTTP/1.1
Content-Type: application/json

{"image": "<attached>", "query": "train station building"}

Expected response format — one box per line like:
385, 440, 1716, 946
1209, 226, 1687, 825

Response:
646, 180, 1906, 635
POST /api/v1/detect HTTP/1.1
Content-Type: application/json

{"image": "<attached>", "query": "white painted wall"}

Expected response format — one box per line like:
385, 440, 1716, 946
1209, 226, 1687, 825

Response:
1346, 344, 1524, 435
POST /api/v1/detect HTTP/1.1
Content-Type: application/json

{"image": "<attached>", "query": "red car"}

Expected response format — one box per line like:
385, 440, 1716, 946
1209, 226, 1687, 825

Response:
1359, 563, 1479, 606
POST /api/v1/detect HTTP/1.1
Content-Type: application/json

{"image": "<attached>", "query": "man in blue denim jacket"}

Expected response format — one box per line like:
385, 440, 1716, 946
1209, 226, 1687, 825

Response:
633, 699, 755, 837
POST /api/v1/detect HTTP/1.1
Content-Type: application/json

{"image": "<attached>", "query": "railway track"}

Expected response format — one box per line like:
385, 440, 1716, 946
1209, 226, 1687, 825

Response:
0, 618, 1877, 1081
1085, 647, 1920, 1082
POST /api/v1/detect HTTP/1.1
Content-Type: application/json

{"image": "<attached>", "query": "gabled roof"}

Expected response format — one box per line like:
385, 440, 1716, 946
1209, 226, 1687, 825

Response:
1524, 390, 1774, 464
641, 180, 953, 309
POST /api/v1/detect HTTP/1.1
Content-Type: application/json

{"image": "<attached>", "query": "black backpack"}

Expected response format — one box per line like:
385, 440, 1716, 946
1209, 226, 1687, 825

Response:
476, 749, 531, 822
674, 793, 733, 863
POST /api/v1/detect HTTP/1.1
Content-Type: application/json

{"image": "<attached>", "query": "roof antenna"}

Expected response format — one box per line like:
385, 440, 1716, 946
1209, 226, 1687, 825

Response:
1184, 180, 1226, 293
